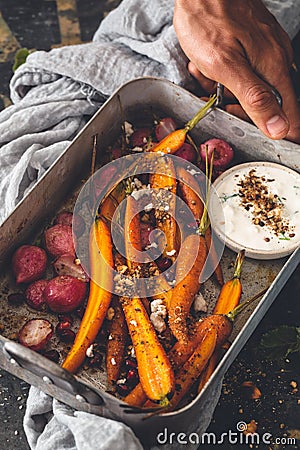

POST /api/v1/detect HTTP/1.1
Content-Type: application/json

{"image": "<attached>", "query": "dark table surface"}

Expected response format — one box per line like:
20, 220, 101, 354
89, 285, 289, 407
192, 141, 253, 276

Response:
0, 1, 299, 449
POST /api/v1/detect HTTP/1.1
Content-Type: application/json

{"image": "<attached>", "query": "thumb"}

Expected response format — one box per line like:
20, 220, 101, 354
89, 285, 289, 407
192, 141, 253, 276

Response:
222, 66, 289, 140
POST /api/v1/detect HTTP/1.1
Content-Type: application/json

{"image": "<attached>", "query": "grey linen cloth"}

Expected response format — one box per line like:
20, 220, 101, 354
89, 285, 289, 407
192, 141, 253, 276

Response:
0, 0, 296, 448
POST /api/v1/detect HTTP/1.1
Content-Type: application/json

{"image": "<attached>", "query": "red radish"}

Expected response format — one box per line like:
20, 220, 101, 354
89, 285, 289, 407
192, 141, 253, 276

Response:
54, 211, 73, 227
53, 253, 89, 282
55, 212, 85, 237
44, 275, 86, 313
44, 224, 75, 257
25, 279, 48, 310
174, 143, 198, 162
18, 319, 53, 351
155, 117, 177, 141
12, 245, 47, 284
130, 128, 151, 148
200, 138, 234, 169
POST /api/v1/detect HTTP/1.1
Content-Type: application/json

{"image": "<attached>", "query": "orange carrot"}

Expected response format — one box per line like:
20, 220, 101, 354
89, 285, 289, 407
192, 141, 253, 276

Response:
120, 296, 175, 405
213, 250, 245, 315
151, 96, 217, 154
106, 297, 128, 384
124, 195, 143, 273
168, 232, 208, 343
63, 218, 113, 373
119, 194, 175, 405
99, 183, 125, 222
149, 155, 179, 260
176, 165, 204, 221
125, 290, 266, 407
168, 328, 217, 410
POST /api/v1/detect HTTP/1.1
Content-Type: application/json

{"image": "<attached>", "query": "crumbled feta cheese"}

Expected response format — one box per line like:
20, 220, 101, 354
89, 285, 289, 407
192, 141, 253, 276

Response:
86, 344, 95, 358
131, 189, 147, 201
150, 313, 166, 334
150, 299, 167, 318
144, 202, 153, 212
108, 333, 113, 340
74, 258, 81, 265
193, 292, 208, 313
131, 146, 143, 152
124, 121, 134, 137
166, 249, 176, 257
116, 378, 127, 385
130, 347, 136, 358
187, 168, 200, 176
145, 241, 158, 250
130, 320, 137, 327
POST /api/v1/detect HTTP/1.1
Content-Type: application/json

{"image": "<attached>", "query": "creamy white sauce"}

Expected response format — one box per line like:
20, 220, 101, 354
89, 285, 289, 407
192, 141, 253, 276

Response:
210, 163, 300, 257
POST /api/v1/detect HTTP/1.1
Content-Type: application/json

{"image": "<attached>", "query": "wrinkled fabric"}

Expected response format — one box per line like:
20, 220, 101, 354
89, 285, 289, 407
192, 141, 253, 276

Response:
0, 0, 297, 448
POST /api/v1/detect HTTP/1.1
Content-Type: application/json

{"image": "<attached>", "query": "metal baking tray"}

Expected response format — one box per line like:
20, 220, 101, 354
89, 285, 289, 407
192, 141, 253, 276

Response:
0, 77, 299, 448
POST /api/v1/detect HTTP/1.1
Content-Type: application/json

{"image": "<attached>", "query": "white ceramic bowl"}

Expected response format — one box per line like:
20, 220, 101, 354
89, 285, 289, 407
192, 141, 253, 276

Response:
209, 162, 300, 259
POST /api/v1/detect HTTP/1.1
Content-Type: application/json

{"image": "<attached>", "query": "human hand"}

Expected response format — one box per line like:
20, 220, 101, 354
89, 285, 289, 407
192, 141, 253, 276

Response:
174, 0, 300, 143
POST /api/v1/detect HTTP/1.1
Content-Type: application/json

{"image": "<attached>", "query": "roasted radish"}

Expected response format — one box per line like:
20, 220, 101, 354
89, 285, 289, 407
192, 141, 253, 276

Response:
200, 138, 234, 169
44, 275, 87, 313
25, 279, 48, 310
12, 245, 47, 284
44, 224, 75, 257
18, 319, 53, 351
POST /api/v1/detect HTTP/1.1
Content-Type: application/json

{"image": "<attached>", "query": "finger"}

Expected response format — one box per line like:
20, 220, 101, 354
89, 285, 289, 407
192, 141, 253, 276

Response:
219, 62, 290, 140
265, 67, 300, 143
225, 104, 251, 123
188, 62, 236, 101
188, 62, 216, 93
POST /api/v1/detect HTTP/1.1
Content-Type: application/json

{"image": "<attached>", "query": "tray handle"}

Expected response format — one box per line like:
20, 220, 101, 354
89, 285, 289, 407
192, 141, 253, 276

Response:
3, 341, 104, 407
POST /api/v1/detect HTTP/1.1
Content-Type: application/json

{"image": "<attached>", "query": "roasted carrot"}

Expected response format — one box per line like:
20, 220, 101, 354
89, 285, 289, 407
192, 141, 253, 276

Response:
168, 233, 207, 343
125, 291, 266, 407
63, 218, 113, 373
120, 295, 175, 404
213, 250, 245, 315
176, 165, 204, 221
168, 328, 217, 410
119, 194, 175, 405
124, 194, 143, 273
99, 183, 125, 222
106, 297, 128, 384
151, 96, 217, 154
197, 284, 268, 394
149, 155, 179, 260
124, 312, 232, 407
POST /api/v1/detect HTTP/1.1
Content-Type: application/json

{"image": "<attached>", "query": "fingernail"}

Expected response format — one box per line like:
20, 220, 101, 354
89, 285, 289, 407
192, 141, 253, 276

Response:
266, 115, 288, 137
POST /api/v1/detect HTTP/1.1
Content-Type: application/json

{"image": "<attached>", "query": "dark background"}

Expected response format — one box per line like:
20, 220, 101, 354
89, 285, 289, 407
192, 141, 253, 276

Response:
0, 1, 299, 449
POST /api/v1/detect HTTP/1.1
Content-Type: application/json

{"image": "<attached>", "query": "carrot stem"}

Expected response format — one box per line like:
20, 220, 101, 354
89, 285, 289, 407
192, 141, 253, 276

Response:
226, 287, 268, 322
185, 95, 217, 131
233, 249, 245, 279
